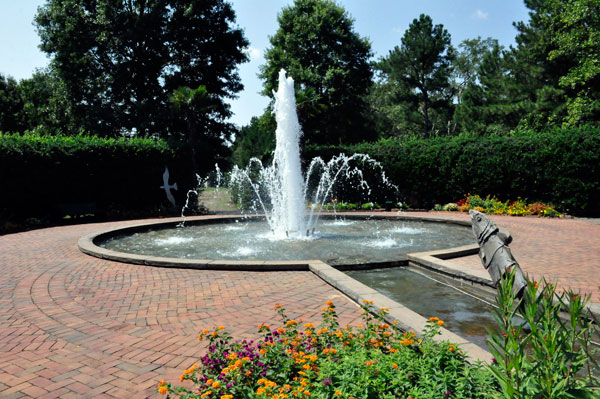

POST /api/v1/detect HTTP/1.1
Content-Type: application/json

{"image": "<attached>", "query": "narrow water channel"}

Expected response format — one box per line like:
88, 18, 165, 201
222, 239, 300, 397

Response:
346, 267, 499, 350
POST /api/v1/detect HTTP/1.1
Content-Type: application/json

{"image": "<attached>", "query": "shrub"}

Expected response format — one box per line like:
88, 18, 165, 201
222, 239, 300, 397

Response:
488, 270, 600, 398
305, 126, 600, 216
443, 203, 459, 211
0, 133, 192, 222
158, 302, 496, 398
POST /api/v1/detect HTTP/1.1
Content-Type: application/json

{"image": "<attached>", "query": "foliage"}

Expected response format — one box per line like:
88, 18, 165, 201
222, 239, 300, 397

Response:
158, 302, 496, 398
0, 133, 192, 222
0, 74, 24, 133
547, 0, 600, 126
487, 269, 600, 398
376, 14, 455, 138
35, 0, 248, 140
304, 126, 600, 216
231, 110, 277, 168
259, 0, 375, 146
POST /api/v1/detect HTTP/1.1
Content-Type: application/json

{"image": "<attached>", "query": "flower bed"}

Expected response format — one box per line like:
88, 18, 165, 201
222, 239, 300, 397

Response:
157, 302, 496, 398
435, 195, 562, 217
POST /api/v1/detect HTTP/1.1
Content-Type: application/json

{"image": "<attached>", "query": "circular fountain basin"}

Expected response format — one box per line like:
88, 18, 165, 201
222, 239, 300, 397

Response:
94, 215, 474, 267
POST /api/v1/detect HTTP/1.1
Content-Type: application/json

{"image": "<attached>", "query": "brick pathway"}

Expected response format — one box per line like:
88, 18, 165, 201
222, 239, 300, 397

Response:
406, 212, 600, 304
0, 219, 363, 399
1, 213, 599, 398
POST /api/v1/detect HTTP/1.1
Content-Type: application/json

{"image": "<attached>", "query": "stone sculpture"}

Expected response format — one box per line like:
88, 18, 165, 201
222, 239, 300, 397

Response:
160, 167, 178, 207
469, 209, 527, 297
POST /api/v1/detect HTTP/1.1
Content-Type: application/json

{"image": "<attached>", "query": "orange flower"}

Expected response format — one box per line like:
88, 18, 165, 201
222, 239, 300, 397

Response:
286, 320, 297, 327
158, 386, 168, 395
303, 323, 314, 329
334, 391, 342, 396
203, 329, 210, 334
326, 300, 333, 306
274, 304, 282, 310
212, 381, 221, 389
437, 320, 444, 326
218, 326, 225, 330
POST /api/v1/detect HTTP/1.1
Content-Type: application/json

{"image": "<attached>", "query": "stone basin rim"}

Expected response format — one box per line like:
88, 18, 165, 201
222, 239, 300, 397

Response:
77, 213, 475, 271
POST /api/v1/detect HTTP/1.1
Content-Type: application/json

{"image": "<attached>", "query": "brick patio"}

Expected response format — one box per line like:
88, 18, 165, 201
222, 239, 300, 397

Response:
0, 213, 598, 398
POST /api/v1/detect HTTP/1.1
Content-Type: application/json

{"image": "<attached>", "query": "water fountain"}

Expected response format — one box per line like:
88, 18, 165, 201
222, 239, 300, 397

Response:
228, 69, 396, 239
98, 69, 475, 264
83, 70, 495, 353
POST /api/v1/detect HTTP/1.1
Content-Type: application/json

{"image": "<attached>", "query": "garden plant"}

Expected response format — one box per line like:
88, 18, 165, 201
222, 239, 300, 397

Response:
157, 271, 600, 399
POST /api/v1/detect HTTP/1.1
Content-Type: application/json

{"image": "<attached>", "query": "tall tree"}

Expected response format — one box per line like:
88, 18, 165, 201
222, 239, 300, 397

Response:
259, 0, 374, 146
548, 0, 600, 126
506, 0, 571, 130
454, 44, 523, 134
35, 0, 249, 141
452, 37, 501, 105
377, 14, 455, 138
0, 74, 24, 133
18, 68, 75, 134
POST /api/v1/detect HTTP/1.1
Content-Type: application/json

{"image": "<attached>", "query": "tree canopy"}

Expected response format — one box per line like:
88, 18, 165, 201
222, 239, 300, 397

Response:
35, 0, 249, 140
259, 0, 375, 146
376, 14, 455, 138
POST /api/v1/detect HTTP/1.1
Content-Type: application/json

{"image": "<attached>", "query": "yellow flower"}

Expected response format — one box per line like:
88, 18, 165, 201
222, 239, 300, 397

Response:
257, 387, 266, 395
158, 386, 168, 395
221, 395, 233, 399
334, 391, 342, 396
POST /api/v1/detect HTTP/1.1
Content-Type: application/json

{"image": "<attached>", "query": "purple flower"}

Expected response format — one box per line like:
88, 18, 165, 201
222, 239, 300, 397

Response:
444, 391, 452, 397
322, 378, 332, 387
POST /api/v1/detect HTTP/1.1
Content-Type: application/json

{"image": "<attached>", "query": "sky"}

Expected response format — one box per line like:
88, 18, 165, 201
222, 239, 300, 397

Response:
0, 1, 530, 128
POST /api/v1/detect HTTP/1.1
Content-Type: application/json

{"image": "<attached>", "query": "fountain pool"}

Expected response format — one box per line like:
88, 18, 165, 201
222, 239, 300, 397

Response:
99, 217, 475, 266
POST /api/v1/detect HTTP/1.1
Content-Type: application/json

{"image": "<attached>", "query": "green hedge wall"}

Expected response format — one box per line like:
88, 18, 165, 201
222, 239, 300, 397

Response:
305, 127, 600, 216
0, 133, 193, 220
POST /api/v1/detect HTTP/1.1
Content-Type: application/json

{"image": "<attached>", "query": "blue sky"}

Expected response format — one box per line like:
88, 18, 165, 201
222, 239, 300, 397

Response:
1, 1, 530, 127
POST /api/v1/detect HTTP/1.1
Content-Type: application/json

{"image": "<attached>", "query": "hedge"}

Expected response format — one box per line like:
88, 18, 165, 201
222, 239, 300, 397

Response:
0, 133, 193, 222
305, 126, 600, 216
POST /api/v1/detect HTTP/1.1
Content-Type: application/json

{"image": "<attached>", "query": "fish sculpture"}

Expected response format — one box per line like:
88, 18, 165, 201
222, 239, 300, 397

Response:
160, 167, 178, 207
469, 209, 527, 297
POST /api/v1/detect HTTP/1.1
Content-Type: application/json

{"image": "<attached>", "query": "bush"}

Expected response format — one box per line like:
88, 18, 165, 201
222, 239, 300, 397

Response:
0, 133, 193, 222
488, 270, 600, 398
305, 126, 600, 216
159, 302, 496, 398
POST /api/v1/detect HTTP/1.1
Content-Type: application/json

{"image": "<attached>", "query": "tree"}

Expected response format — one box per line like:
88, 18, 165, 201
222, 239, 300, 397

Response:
170, 85, 228, 177
35, 0, 249, 142
452, 37, 501, 105
231, 110, 276, 167
18, 68, 75, 134
259, 0, 374, 146
0, 74, 24, 133
377, 14, 455, 138
506, 0, 571, 130
548, 0, 600, 126
454, 44, 523, 134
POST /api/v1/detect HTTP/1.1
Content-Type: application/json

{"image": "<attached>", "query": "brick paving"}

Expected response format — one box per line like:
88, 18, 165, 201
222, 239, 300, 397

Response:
1, 213, 599, 398
0, 219, 363, 398
406, 212, 600, 304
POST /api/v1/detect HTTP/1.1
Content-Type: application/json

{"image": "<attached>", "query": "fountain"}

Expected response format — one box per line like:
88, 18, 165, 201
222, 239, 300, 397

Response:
228, 69, 396, 239
98, 69, 476, 264
82, 70, 498, 353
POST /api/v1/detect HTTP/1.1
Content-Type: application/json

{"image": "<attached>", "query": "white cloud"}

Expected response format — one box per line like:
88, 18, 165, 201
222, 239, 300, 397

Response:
472, 9, 489, 20
245, 46, 263, 61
